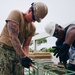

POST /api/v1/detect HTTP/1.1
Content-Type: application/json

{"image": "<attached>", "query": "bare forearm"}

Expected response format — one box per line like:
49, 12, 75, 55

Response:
23, 46, 29, 56
10, 36, 25, 57
22, 36, 32, 56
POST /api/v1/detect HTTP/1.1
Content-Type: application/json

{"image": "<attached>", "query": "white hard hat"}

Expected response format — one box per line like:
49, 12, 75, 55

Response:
45, 22, 56, 36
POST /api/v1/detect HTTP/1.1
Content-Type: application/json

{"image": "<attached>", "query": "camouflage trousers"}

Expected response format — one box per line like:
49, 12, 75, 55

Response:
0, 46, 24, 75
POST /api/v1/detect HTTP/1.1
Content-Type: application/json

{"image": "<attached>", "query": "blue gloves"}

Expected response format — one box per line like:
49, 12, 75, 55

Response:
20, 57, 34, 68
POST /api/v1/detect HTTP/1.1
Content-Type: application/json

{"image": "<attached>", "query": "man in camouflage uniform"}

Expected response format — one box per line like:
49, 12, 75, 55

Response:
0, 2, 48, 75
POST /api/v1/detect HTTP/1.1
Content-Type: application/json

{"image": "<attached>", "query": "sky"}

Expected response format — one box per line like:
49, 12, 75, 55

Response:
0, 0, 75, 33
0, 0, 75, 49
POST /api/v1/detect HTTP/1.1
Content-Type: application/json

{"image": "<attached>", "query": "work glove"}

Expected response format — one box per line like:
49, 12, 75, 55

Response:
52, 43, 70, 68
52, 44, 70, 58
20, 57, 34, 68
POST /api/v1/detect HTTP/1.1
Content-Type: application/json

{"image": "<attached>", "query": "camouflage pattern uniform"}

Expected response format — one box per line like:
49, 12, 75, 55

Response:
0, 46, 24, 75
0, 10, 36, 75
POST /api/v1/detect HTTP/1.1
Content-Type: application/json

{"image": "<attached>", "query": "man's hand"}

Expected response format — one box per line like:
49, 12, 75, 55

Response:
52, 46, 60, 57
20, 57, 34, 68
52, 43, 70, 68
52, 43, 70, 58
59, 53, 69, 68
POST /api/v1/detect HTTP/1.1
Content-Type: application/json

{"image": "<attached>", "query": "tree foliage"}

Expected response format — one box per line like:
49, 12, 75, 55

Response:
30, 33, 47, 45
37, 38, 47, 44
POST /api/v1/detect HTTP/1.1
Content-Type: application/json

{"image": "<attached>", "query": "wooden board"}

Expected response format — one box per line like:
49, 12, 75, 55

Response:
29, 52, 52, 59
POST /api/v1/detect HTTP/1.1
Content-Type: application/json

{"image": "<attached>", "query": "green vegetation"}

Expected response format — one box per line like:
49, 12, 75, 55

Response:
29, 47, 55, 53
46, 47, 55, 52
37, 38, 47, 44
29, 33, 54, 52
30, 33, 47, 46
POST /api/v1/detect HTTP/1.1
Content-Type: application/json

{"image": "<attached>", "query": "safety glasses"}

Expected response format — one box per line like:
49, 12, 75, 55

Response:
30, 3, 36, 21
53, 30, 58, 36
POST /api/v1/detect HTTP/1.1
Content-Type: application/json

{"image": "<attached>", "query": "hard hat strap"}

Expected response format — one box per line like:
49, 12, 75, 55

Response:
30, 3, 36, 21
